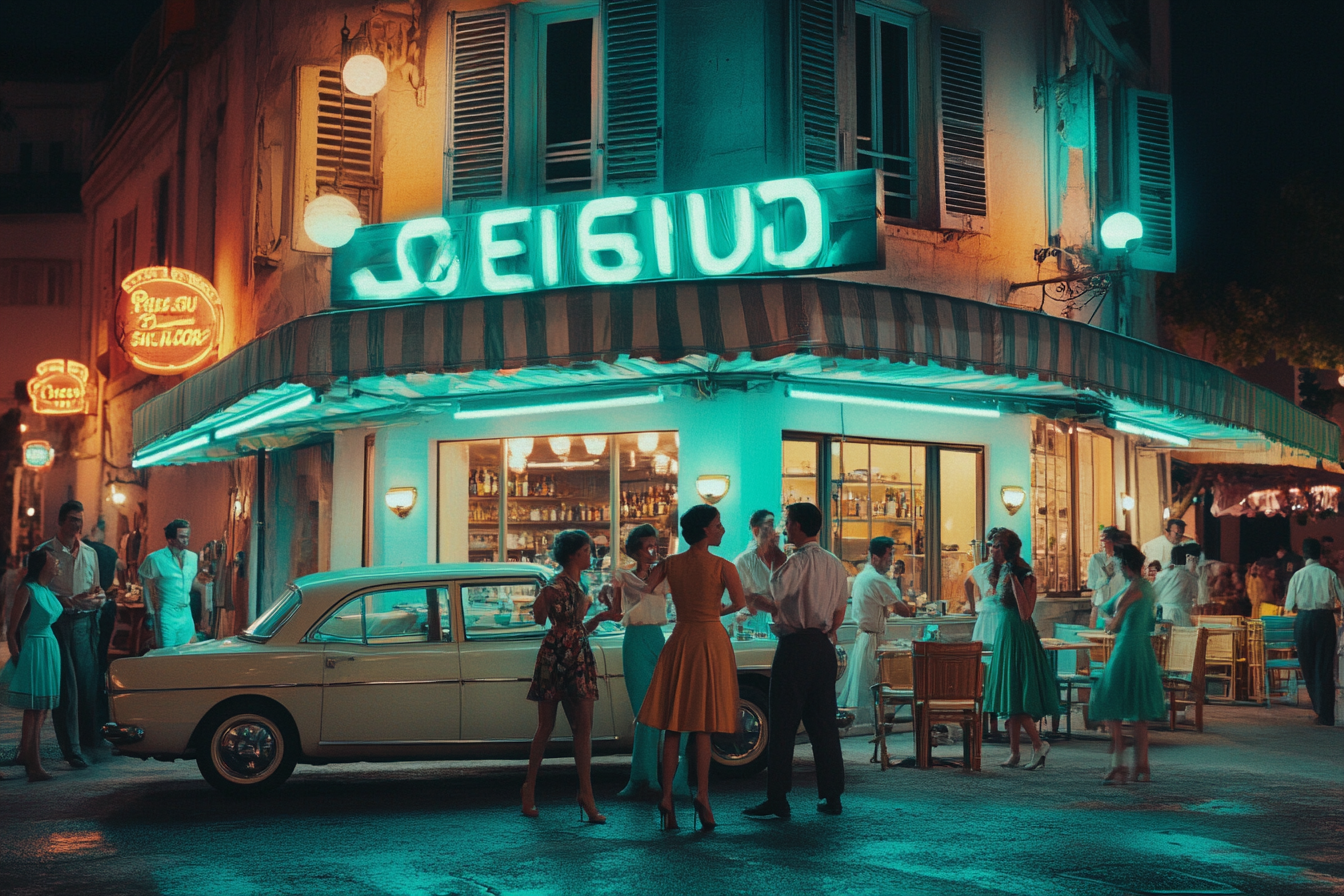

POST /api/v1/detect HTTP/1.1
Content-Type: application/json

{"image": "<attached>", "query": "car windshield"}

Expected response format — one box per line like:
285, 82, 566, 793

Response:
241, 586, 301, 641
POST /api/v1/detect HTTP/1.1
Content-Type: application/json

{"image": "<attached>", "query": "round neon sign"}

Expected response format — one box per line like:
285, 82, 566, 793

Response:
23, 441, 55, 469
27, 359, 89, 415
116, 267, 224, 374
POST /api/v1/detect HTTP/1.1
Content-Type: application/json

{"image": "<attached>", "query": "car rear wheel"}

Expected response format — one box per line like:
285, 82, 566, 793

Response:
196, 702, 298, 795
711, 685, 769, 778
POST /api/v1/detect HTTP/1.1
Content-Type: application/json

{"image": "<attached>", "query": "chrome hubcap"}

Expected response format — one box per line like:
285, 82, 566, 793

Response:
712, 703, 765, 764
215, 718, 278, 780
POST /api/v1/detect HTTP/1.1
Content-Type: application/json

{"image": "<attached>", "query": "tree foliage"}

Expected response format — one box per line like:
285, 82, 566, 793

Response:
1160, 176, 1344, 370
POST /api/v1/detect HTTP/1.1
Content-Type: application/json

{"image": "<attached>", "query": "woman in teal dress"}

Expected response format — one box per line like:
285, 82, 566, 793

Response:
1088, 543, 1167, 784
5, 547, 62, 782
982, 529, 1059, 771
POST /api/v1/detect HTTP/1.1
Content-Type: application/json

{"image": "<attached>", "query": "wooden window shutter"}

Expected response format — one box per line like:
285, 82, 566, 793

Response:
937, 26, 988, 231
603, 0, 660, 189
292, 65, 378, 253
448, 8, 510, 202
1125, 90, 1176, 272
797, 0, 838, 174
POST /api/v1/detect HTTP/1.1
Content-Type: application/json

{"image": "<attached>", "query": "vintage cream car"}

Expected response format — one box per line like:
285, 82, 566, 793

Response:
104, 563, 843, 794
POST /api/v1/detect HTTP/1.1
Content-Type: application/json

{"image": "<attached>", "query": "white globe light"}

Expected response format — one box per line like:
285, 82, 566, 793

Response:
1100, 211, 1144, 250
342, 54, 387, 96
303, 194, 362, 248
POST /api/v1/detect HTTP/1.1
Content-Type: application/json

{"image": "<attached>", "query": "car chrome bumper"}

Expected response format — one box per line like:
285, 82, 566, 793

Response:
102, 722, 144, 745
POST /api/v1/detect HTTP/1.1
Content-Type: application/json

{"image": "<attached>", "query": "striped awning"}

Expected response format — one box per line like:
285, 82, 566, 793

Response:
133, 277, 1339, 461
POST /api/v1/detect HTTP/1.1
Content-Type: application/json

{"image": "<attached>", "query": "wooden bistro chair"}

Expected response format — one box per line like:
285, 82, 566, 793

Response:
871, 649, 915, 770
912, 641, 985, 771
1261, 615, 1304, 707
1198, 617, 1246, 703
1246, 619, 1267, 703
1162, 625, 1209, 732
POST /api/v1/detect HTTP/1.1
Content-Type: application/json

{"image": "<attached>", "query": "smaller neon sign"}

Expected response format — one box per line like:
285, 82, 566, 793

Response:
27, 359, 89, 415
332, 169, 881, 305
117, 267, 224, 374
23, 440, 55, 469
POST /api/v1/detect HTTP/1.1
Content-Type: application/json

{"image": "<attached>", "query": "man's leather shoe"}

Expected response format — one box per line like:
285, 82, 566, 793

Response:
817, 797, 843, 816
742, 800, 791, 819
67, 756, 89, 770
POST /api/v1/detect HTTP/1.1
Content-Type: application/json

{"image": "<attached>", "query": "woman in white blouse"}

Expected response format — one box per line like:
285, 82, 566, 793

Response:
967, 528, 1006, 739
613, 525, 687, 798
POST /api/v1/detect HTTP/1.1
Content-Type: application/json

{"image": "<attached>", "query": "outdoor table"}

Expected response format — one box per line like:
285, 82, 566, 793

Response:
1040, 641, 1094, 739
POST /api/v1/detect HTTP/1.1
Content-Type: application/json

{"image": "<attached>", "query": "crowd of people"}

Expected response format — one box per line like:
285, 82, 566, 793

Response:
2, 502, 209, 783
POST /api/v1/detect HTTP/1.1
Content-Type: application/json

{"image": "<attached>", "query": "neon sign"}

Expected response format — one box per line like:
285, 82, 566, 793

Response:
27, 359, 89, 415
23, 441, 55, 469
117, 267, 224, 374
331, 170, 880, 305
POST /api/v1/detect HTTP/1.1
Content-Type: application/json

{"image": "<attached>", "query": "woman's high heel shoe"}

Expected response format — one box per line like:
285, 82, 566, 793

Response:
1102, 765, 1128, 785
1131, 766, 1151, 783
658, 799, 679, 831
692, 798, 716, 831
27, 768, 54, 783
520, 782, 539, 818
999, 753, 1021, 768
1024, 741, 1050, 770
577, 796, 607, 824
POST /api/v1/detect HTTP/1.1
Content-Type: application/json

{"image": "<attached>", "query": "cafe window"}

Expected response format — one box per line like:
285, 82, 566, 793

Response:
782, 434, 982, 605
1076, 428, 1115, 584
438, 431, 679, 583
1031, 419, 1074, 592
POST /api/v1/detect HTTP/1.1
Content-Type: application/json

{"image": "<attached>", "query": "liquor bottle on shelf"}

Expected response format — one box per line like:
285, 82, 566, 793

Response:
521, 475, 529, 497
469, 470, 478, 496
885, 488, 897, 517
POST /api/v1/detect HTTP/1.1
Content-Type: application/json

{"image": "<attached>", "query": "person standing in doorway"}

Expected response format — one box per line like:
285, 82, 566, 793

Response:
837, 536, 912, 733
743, 502, 849, 819
1141, 518, 1195, 570
137, 520, 201, 649
1284, 538, 1340, 726
733, 509, 777, 637
38, 500, 105, 769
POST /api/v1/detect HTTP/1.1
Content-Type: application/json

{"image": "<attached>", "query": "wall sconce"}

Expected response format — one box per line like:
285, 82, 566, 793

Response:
1121, 493, 1135, 512
385, 487, 418, 518
695, 475, 731, 505
1000, 486, 1026, 515
341, 18, 388, 96
111, 486, 127, 506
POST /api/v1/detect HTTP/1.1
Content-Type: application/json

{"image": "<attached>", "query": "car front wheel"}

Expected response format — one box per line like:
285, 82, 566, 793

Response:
196, 702, 299, 795
710, 685, 769, 778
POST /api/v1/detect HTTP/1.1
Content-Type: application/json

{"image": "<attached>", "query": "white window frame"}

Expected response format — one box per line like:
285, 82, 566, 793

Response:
854, 1, 919, 222
522, 4, 604, 201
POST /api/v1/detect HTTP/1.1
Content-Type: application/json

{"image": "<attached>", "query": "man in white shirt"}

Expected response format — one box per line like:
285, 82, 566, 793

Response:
1087, 527, 1130, 629
1141, 519, 1196, 570
138, 519, 201, 649
1152, 543, 1199, 626
837, 537, 913, 732
38, 500, 106, 768
743, 502, 849, 819
732, 509, 776, 637
1284, 538, 1341, 726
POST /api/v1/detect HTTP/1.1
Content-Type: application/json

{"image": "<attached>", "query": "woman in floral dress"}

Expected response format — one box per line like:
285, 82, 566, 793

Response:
520, 530, 621, 823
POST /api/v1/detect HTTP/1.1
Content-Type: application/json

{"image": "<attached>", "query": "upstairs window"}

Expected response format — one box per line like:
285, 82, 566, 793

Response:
543, 16, 596, 193
855, 4, 917, 220
292, 66, 379, 253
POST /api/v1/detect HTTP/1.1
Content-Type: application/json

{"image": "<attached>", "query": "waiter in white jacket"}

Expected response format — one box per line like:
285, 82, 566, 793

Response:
138, 519, 201, 648
837, 537, 913, 731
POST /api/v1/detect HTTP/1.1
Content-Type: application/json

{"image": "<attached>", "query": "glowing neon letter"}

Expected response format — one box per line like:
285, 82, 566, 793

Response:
577, 197, 643, 284
686, 187, 754, 276
539, 209, 560, 287
756, 178, 824, 269
479, 208, 535, 293
651, 197, 674, 276
351, 217, 460, 299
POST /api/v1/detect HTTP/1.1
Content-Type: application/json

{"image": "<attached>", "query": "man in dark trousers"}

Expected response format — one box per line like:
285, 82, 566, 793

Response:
1284, 538, 1340, 726
86, 522, 123, 728
743, 502, 849, 819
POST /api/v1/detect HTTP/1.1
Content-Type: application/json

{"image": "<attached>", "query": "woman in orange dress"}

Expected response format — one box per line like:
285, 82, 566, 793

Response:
639, 504, 746, 831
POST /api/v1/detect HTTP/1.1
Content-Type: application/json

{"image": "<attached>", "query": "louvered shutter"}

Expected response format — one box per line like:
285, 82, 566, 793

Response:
449, 9, 510, 202
797, 0, 838, 174
603, 0, 660, 189
937, 26, 988, 232
292, 66, 378, 254
1125, 90, 1176, 272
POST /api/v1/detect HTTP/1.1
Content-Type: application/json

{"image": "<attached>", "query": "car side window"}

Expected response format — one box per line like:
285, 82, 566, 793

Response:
313, 587, 448, 644
462, 581, 546, 640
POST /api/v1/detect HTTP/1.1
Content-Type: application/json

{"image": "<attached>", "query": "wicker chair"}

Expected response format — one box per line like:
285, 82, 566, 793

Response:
1162, 625, 1209, 732
912, 641, 984, 771
871, 649, 915, 770
1261, 615, 1303, 706
1246, 619, 1266, 703
1198, 617, 1247, 702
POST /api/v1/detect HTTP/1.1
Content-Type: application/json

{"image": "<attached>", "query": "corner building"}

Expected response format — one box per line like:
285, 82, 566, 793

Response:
112, 0, 1336, 628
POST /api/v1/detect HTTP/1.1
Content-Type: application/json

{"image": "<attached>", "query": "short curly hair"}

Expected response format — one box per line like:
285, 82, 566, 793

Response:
623, 523, 658, 558
551, 529, 593, 567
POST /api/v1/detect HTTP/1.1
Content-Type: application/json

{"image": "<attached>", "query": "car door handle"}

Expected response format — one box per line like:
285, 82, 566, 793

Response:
325, 656, 356, 668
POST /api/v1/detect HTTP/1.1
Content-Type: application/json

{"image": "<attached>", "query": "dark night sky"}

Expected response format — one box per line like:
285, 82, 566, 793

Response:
5, 0, 1342, 284
1171, 0, 1344, 280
